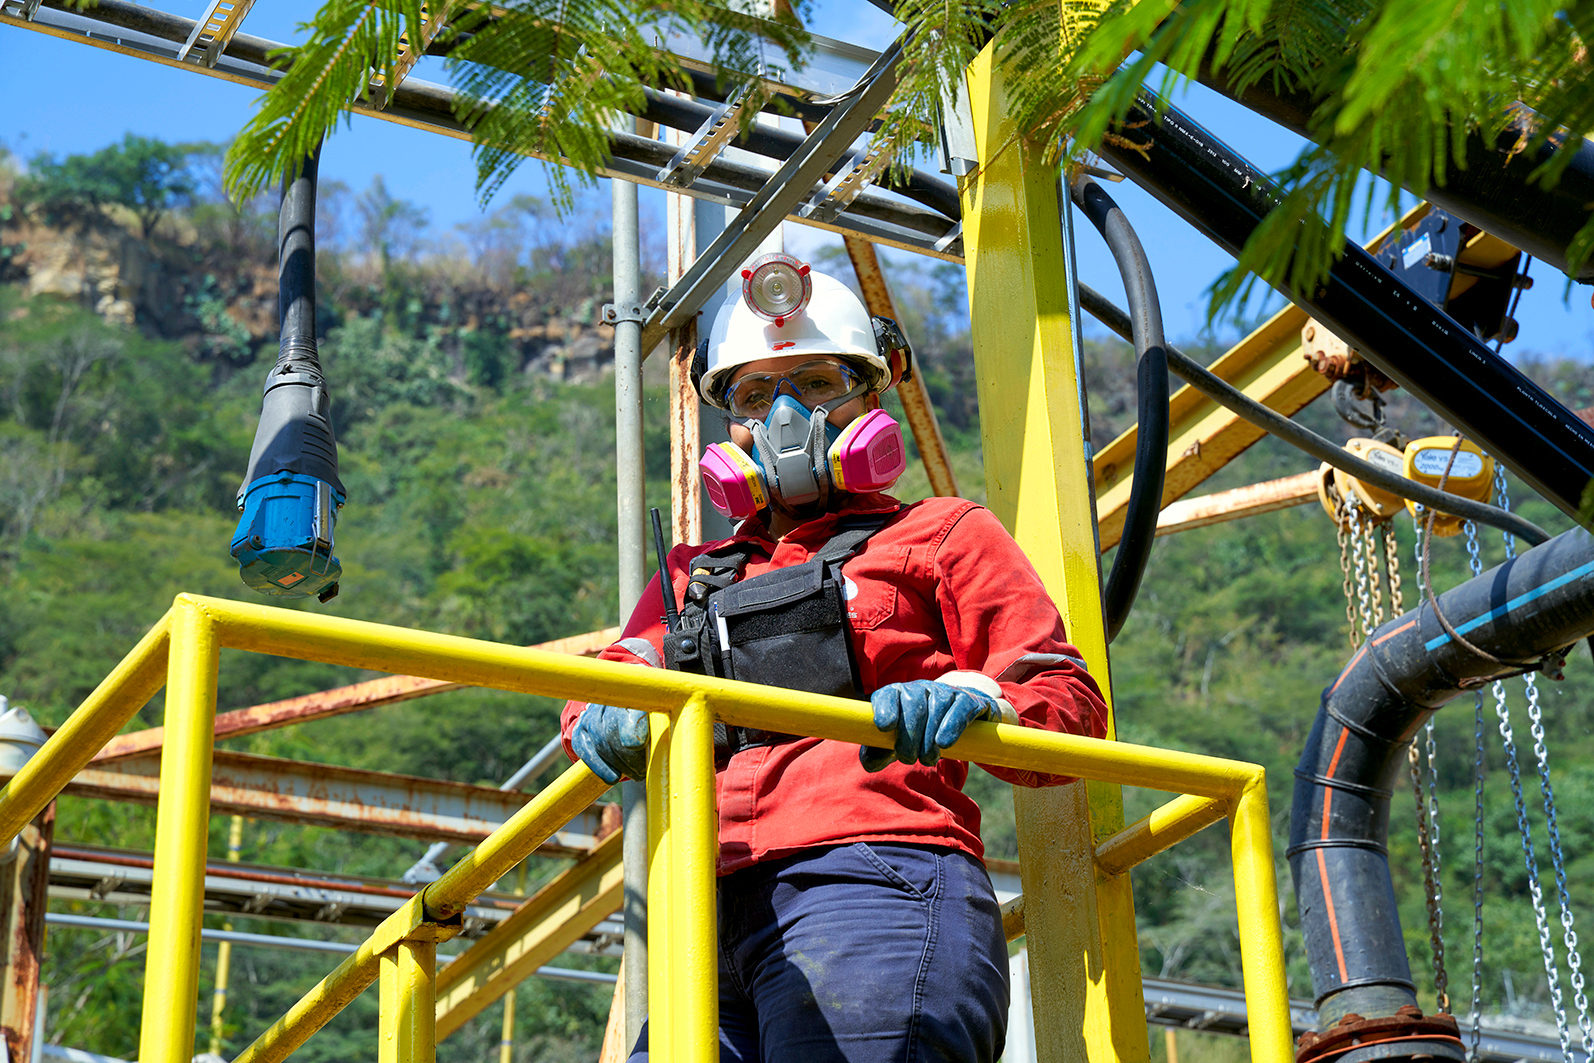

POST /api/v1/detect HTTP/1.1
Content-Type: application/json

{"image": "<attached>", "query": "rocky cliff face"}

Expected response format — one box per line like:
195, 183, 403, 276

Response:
0, 205, 620, 384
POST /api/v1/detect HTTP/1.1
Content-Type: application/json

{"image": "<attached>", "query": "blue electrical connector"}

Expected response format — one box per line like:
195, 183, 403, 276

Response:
230, 472, 344, 600
231, 146, 347, 604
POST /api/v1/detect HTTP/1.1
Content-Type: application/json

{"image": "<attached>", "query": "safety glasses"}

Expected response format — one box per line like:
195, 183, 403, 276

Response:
724, 359, 860, 419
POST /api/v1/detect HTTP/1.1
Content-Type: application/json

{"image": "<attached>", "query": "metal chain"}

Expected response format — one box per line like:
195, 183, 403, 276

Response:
1469, 688, 1487, 1062
1526, 673, 1594, 1053
1364, 515, 1386, 627
1337, 496, 1360, 649
1410, 729, 1450, 1011
1464, 522, 1487, 1061
1494, 467, 1594, 1053
1493, 682, 1572, 1060
1385, 522, 1404, 618
1348, 502, 1377, 643
1486, 467, 1578, 1059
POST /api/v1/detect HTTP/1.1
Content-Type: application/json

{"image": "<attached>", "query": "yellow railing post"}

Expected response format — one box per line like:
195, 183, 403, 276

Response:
1230, 776, 1293, 1063
667, 694, 717, 1061
645, 709, 674, 1057
138, 595, 220, 1063
380, 940, 438, 1063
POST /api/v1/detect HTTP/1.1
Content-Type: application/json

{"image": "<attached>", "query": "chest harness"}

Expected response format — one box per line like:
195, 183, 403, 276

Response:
662, 509, 898, 763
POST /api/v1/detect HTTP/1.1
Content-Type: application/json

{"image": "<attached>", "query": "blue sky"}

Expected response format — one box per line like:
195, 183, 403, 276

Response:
3, 0, 1590, 358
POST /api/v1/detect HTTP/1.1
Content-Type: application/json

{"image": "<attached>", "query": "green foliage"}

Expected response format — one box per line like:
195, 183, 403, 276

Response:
883, 0, 1594, 317
223, 0, 812, 209
17, 134, 200, 238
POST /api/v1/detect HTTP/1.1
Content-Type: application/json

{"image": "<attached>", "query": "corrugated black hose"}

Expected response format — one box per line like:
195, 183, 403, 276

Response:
1071, 178, 1170, 643
1291, 525, 1594, 1037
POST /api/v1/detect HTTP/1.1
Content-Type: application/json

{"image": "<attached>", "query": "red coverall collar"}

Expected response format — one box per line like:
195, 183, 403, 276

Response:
731, 493, 903, 548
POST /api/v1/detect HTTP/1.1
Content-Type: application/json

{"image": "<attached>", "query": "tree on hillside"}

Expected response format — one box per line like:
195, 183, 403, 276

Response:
18, 134, 199, 239
221, 0, 1594, 319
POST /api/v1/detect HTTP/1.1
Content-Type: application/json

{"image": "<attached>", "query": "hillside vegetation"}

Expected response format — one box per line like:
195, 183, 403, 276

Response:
2, 138, 1593, 1062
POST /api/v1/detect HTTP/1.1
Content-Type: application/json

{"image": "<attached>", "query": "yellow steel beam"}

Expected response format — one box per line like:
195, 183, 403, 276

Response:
0, 610, 171, 844
1153, 471, 1318, 537
380, 940, 438, 1063
233, 763, 608, 1063
137, 596, 219, 1063
1092, 302, 1329, 552
959, 41, 1144, 1063
1094, 794, 1229, 878
434, 831, 624, 1038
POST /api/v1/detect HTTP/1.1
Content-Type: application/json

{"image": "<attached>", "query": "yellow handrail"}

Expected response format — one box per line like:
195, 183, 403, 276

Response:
0, 594, 1294, 1063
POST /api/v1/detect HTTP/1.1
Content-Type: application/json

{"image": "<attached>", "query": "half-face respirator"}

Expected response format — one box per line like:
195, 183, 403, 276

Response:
695, 253, 914, 521
701, 395, 907, 520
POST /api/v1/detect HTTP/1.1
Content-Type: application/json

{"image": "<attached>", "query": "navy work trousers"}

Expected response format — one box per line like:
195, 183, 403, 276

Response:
627, 841, 1010, 1062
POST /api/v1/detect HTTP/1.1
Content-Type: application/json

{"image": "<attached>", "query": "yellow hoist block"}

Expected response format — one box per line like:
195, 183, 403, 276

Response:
1317, 438, 1407, 525
1402, 436, 1494, 537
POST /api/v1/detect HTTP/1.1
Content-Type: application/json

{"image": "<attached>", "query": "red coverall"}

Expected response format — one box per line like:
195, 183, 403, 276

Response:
560, 491, 1109, 873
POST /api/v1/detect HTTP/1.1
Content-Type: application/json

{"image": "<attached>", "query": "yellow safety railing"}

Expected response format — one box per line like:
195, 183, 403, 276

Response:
0, 593, 1293, 1063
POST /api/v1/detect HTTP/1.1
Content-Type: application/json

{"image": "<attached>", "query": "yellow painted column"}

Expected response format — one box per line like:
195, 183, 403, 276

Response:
209, 814, 245, 1056
960, 44, 1148, 1063
1230, 779, 1293, 1063
380, 941, 438, 1063
645, 710, 674, 1056
138, 595, 221, 1063
667, 695, 717, 1062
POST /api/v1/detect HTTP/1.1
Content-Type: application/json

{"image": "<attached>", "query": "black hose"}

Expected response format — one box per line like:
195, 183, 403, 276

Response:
1291, 526, 1594, 1031
1076, 284, 1550, 546
1071, 179, 1170, 642
1092, 90, 1594, 526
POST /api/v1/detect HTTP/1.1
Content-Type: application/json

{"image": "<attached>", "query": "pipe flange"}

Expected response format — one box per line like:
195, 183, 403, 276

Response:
1296, 1008, 1464, 1063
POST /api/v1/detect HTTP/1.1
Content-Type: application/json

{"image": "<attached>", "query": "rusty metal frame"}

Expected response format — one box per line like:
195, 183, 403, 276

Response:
57, 750, 612, 848
434, 830, 624, 1037
91, 625, 619, 764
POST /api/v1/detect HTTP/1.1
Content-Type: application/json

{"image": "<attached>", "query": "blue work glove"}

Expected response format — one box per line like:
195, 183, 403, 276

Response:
859, 679, 1001, 772
571, 704, 650, 785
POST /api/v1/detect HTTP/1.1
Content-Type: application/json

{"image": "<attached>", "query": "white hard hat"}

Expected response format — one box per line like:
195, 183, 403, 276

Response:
695, 261, 907, 410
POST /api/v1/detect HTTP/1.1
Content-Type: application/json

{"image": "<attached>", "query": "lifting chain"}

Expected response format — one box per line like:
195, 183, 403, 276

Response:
1384, 522, 1403, 617
1409, 726, 1450, 1012
1400, 509, 1450, 1010
1463, 517, 1488, 1060
1476, 470, 1576, 1061
1347, 501, 1378, 643
1337, 496, 1362, 648
1363, 515, 1386, 627
1493, 470, 1594, 1055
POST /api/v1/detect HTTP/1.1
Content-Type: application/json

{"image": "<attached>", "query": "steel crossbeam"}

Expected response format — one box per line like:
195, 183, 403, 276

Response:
50, 750, 612, 848
637, 36, 906, 356
0, 0, 959, 267
174, 0, 254, 67
656, 90, 757, 188
365, 2, 447, 104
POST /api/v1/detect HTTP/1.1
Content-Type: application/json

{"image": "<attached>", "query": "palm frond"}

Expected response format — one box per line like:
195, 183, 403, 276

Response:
225, 0, 442, 199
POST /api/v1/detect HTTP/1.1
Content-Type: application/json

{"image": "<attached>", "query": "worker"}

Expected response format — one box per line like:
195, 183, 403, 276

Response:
562, 256, 1108, 1063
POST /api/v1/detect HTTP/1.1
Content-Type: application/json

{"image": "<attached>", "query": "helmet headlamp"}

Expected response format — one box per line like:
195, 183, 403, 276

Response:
740, 253, 812, 327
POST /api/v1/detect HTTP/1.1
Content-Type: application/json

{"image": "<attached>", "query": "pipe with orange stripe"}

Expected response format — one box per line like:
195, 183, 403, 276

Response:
1289, 524, 1594, 1058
